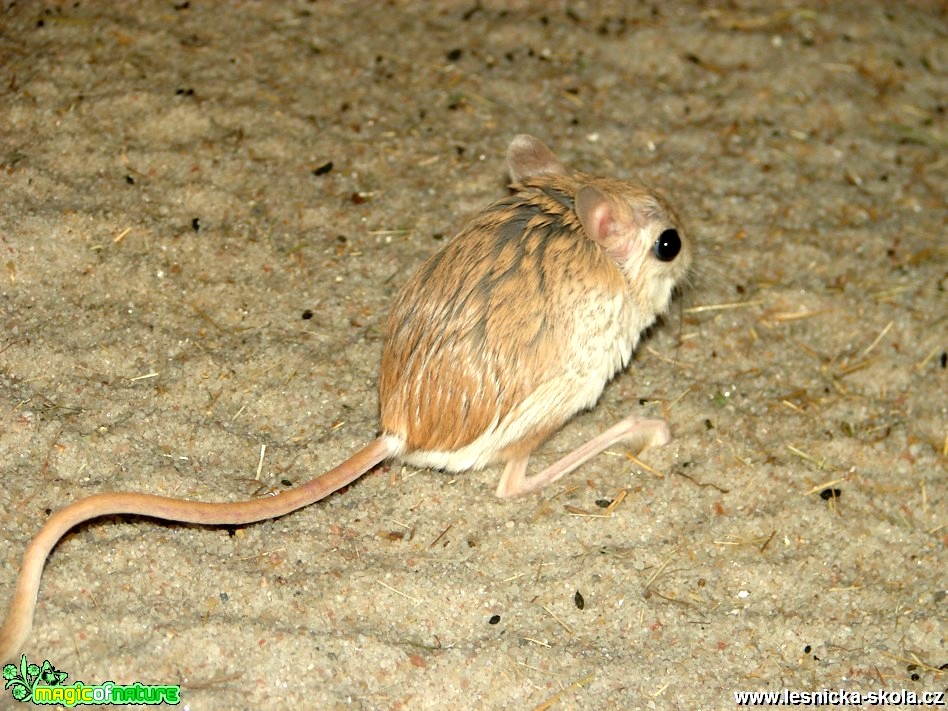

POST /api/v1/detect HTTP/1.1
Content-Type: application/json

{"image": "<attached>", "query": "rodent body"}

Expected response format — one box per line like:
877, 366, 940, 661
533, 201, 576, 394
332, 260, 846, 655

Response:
382, 172, 674, 470
0, 135, 691, 661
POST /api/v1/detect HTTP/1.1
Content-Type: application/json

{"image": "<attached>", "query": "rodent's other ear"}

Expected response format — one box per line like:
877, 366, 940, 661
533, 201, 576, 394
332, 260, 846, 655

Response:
576, 185, 636, 261
507, 135, 567, 183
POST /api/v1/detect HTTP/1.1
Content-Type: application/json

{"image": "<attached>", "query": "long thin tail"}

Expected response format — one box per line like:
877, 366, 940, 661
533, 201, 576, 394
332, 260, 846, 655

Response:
0, 436, 394, 662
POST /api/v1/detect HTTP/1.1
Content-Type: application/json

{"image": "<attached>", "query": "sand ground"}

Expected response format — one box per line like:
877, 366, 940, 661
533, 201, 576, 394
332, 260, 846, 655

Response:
0, 1, 944, 709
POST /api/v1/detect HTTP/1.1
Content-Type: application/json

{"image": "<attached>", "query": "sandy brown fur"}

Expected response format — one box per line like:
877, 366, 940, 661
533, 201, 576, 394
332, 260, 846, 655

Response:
380, 172, 632, 457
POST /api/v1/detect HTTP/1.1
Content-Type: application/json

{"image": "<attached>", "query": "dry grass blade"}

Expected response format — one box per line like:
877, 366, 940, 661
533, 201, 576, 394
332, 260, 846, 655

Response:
624, 452, 664, 478
377, 579, 420, 603
532, 673, 596, 711
428, 521, 454, 548
803, 478, 844, 496
541, 605, 573, 634
861, 320, 893, 357
683, 299, 764, 313
180, 673, 245, 690
764, 309, 832, 323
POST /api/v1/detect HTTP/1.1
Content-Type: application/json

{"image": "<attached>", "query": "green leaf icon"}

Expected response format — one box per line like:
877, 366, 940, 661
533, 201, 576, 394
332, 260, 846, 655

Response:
19, 655, 29, 688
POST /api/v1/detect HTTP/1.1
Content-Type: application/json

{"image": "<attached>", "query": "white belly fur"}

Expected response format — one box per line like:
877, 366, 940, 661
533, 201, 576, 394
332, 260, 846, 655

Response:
400, 294, 654, 472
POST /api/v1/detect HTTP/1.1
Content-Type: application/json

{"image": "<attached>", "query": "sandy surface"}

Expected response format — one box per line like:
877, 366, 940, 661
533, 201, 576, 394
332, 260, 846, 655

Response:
0, 1, 944, 709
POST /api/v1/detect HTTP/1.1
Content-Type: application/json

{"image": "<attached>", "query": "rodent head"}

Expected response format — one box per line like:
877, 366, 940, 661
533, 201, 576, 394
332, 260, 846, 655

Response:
507, 134, 691, 317
575, 180, 691, 316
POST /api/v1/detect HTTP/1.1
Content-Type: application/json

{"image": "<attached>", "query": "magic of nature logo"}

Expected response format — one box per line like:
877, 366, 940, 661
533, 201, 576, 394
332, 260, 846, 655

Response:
3, 654, 180, 706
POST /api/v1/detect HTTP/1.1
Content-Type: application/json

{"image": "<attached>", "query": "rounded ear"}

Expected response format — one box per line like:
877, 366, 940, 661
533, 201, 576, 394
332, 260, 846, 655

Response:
576, 185, 614, 247
576, 185, 635, 261
506, 135, 567, 183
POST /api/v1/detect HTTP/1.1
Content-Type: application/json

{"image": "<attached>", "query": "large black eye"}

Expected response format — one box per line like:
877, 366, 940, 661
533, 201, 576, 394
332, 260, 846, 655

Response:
654, 228, 681, 262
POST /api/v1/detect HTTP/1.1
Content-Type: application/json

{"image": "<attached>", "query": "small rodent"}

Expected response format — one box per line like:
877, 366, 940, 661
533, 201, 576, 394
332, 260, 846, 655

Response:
0, 135, 691, 661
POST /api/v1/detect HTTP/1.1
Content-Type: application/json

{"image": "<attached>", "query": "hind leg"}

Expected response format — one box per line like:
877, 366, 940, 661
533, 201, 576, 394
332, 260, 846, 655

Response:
495, 417, 671, 498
